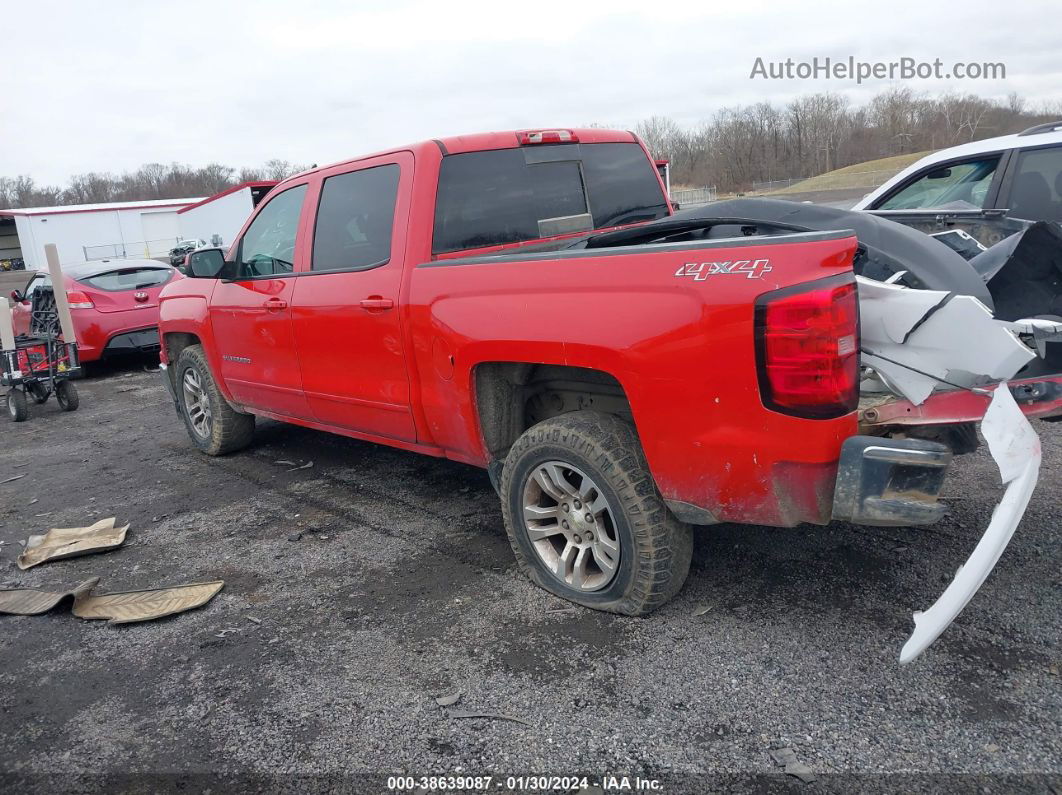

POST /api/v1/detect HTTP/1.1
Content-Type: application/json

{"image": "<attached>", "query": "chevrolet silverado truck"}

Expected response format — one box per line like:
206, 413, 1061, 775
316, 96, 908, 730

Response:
157, 127, 1048, 624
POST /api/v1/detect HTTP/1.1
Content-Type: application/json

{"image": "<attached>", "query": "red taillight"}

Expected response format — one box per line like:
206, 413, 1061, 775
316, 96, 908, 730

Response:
517, 129, 578, 145
66, 290, 95, 309
755, 276, 859, 419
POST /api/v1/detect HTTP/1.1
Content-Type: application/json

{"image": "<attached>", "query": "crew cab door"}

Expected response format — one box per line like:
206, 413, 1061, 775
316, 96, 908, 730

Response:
209, 183, 312, 418
291, 153, 416, 441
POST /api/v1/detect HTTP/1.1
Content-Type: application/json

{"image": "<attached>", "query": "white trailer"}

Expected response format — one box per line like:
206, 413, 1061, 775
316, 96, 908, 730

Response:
0, 198, 202, 271
177, 182, 276, 250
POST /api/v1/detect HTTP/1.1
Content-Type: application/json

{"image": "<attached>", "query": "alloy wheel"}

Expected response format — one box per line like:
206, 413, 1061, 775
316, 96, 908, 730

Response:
182, 368, 212, 439
521, 460, 621, 591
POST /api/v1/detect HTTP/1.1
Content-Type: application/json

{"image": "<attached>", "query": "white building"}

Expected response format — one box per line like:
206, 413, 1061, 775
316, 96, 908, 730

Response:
177, 181, 276, 250
0, 197, 203, 271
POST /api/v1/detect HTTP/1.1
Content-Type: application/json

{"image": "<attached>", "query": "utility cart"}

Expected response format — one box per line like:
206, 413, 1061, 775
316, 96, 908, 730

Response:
0, 244, 87, 422
1, 334, 81, 422
1, 279, 82, 422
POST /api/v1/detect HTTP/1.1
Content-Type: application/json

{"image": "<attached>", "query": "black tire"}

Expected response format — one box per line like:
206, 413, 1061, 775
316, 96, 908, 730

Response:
55, 381, 79, 411
175, 344, 254, 455
7, 389, 27, 422
500, 411, 693, 616
27, 382, 49, 404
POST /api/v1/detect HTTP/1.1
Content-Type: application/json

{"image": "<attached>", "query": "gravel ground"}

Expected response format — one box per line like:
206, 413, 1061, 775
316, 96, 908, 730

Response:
0, 360, 1059, 794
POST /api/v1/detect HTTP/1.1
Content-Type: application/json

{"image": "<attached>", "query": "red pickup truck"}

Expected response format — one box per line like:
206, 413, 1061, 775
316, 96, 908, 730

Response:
157, 128, 960, 615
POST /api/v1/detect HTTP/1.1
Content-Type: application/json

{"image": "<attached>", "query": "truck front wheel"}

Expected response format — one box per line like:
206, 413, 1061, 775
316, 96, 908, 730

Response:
500, 411, 693, 615
175, 345, 254, 456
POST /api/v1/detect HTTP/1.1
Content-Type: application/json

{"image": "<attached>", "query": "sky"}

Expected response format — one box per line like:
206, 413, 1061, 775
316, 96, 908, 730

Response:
2, 0, 1059, 185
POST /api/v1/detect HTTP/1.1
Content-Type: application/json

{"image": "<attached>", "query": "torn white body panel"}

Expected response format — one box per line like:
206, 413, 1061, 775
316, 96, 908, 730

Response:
856, 276, 1036, 405
899, 386, 1041, 664
854, 277, 1052, 661
1005, 318, 1062, 336
1001, 318, 1062, 358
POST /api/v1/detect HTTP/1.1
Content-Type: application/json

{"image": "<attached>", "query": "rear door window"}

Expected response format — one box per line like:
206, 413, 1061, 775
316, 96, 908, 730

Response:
875, 156, 1000, 210
79, 268, 172, 291
432, 142, 668, 253
1006, 145, 1062, 221
312, 164, 400, 272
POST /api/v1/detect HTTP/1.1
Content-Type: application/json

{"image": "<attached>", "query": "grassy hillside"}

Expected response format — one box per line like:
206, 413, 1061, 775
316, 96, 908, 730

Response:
769, 151, 930, 195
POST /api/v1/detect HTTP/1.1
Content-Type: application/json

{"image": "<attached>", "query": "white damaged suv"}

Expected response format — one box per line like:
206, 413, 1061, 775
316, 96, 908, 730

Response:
854, 121, 1062, 223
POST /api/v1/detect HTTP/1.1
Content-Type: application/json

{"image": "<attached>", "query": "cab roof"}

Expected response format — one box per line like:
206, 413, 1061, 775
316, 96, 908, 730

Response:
432, 128, 638, 155
283, 128, 641, 183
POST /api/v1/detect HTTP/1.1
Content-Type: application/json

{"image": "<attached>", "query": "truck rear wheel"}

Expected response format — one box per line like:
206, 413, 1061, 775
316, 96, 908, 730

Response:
500, 411, 692, 615
175, 345, 254, 456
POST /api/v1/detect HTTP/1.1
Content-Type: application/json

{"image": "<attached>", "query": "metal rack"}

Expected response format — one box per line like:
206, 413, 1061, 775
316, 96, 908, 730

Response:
1, 293, 81, 422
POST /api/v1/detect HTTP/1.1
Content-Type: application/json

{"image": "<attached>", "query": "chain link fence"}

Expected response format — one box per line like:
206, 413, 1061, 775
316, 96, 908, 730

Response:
751, 177, 808, 192
671, 186, 717, 207
83, 238, 181, 261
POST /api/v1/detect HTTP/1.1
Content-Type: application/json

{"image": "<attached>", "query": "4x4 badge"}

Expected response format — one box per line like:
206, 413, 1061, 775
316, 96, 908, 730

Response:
675, 259, 772, 280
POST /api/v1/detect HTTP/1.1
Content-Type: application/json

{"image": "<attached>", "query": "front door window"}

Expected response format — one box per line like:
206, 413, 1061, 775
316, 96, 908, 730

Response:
234, 184, 308, 277
876, 157, 1000, 211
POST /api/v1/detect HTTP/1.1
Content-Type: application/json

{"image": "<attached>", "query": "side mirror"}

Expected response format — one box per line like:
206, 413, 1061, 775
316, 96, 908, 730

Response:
10, 289, 24, 303
186, 248, 227, 278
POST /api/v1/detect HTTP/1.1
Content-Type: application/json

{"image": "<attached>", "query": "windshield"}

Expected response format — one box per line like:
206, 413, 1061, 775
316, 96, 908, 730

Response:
432, 142, 669, 253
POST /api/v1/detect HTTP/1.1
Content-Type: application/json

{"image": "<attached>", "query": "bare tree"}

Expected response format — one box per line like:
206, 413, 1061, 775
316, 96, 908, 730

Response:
643, 88, 1058, 193
10, 175, 61, 208
198, 163, 236, 195
263, 159, 299, 181
0, 177, 15, 210
634, 116, 683, 162
2, 89, 1058, 207
237, 167, 266, 182
937, 93, 993, 142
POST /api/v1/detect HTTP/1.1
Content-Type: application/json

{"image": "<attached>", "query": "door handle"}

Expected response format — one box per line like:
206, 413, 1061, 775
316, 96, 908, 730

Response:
360, 297, 394, 310
263, 298, 288, 310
